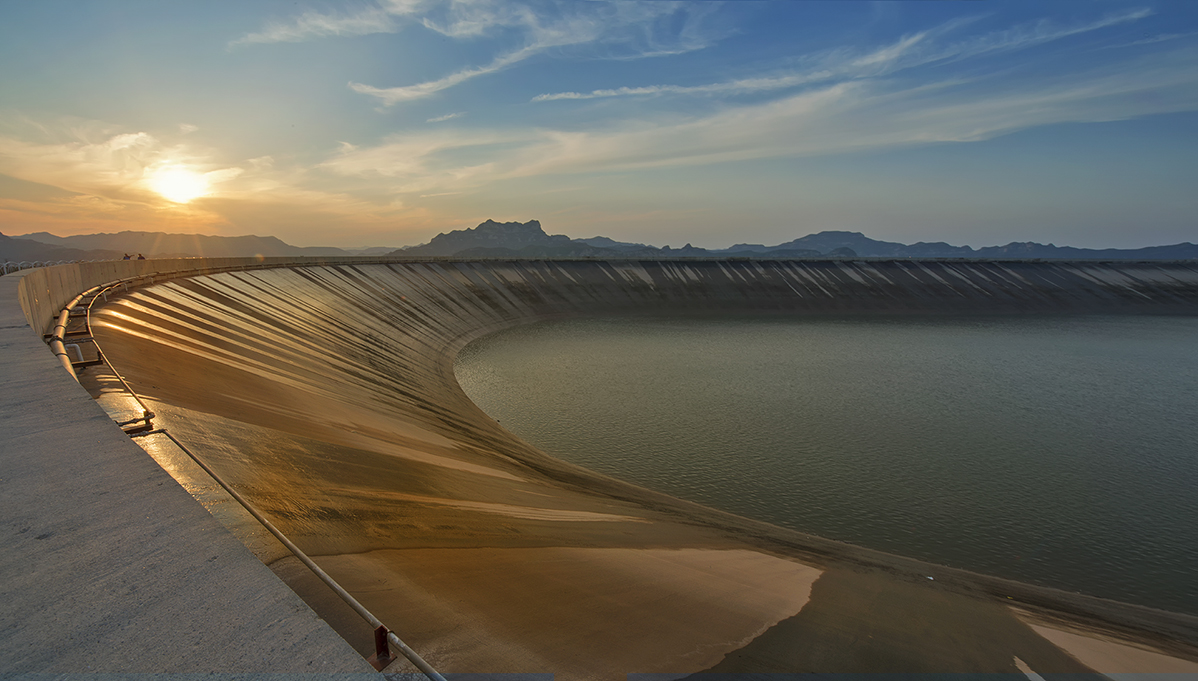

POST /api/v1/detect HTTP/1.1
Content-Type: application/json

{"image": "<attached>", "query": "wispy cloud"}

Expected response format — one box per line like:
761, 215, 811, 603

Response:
0, 118, 426, 239
532, 8, 1155, 103
351, 45, 540, 104
230, 6, 404, 47
320, 128, 532, 192
427, 112, 465, 123
926, 7, 1153, 63
528, 48, 1198, 174
0, 117, 355, 215
232, 1, 722, 103
347, 1, 720, 105
532, 73, 822, 102
325, 44, 1198, 191
0, 128, 170, 196
1105, 31, 1198, 49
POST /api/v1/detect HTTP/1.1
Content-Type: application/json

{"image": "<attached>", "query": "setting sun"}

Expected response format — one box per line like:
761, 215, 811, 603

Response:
150, 167, 210, 203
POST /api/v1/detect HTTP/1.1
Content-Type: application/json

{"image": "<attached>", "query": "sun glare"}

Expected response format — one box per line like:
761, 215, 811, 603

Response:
150, 167, 210, 203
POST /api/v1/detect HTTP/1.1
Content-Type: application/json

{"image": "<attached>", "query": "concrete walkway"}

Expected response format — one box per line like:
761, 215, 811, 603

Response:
0, 271, 375, 676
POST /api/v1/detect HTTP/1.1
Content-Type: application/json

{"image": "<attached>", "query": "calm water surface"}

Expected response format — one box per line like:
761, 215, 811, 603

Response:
454, 315, 1198, 615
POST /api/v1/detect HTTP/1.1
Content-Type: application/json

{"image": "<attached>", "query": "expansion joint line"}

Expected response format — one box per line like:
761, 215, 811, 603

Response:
71, 275, 446, 681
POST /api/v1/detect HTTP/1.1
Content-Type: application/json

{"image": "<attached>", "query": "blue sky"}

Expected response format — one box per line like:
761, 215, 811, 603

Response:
1, 0, 1196, 248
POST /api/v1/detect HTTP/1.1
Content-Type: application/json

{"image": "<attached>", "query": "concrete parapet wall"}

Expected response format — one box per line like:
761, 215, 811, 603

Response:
20, 257, 1198, 337
16, 256, 389, 335
421, 259, 1198, 318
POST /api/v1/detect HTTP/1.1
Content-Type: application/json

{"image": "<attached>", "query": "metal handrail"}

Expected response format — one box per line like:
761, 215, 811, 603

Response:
2, 259, 100, 276
84, 283, 156, 426
129, 428, 446, 680
47, 287, 99, 380
65, 273, 447, 680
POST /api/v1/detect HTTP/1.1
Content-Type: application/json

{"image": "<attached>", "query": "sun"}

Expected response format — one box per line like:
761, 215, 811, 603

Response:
150, 167, 210, 203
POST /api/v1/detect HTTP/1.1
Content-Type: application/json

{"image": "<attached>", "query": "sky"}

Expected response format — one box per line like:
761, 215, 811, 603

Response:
1, 0, 1196, 250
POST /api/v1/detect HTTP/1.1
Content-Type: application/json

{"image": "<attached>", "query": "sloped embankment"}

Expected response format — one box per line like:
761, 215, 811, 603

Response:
89, 260, 1198, 677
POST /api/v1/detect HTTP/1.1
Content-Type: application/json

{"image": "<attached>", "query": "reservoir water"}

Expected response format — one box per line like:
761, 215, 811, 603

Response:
455, 315, 1198, 615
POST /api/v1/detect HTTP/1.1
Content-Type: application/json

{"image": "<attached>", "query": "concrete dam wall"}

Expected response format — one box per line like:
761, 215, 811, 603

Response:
16, 258, 1198, 676
88, 258, 1198, 448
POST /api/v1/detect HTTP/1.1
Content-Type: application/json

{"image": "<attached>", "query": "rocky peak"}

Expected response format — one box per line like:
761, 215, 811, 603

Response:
405, 219, 572, 256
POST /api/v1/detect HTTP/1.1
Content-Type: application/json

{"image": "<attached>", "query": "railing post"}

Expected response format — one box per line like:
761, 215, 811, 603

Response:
368, 625, 394, 670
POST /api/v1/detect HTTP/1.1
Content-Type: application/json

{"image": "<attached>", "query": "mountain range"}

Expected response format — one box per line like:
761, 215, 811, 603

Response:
9, 231, 361, 258
3, 221, 1196, 265
1, 230, 399, 264
394, 219, 1198, 260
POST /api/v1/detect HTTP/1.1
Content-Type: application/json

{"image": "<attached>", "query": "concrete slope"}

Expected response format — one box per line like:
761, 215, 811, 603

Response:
80, 260, 1198, 677
0, 271, 375, 675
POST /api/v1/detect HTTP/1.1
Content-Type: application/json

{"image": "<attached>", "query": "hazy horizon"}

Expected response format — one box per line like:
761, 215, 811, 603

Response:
7, 221, 1198, 254
2, 1, 1197, 249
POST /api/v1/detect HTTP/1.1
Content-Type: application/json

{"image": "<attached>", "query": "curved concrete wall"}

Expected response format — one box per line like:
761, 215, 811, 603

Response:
21, 257, 1198, 336
12, 258, 1198, 676
17, 255, 401, 335
81, 258, 1198, 497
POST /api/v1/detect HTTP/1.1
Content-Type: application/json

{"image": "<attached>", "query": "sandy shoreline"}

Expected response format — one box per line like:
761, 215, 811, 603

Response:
82, 265, 1198, 677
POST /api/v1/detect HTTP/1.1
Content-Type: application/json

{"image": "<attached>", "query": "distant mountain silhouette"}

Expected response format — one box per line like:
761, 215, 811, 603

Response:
14, 231, 350, 258
395, 220, 831, 259
8, 223, 1195, 266
754, 231, 1198, 259
400, 219, 575, 256
397, 221, 1197, 260
764, 231, 971, 258
1, 232, 123, 263
454, 244, 622, 258
572, 236, 652, 251
348, 246, 403, 256
971, 241, 1198, 259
